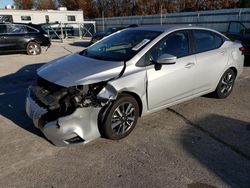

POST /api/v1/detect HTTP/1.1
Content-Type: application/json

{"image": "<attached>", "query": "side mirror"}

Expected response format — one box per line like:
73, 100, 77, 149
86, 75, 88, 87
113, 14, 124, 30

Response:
156, 54, 177, 65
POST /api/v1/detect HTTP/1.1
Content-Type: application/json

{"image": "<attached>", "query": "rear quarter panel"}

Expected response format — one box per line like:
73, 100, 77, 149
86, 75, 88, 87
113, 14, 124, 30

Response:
225, 41, 244, 78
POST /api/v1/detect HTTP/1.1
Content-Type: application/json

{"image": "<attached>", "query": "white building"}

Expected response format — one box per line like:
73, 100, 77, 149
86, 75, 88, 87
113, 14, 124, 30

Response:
0, 9, 84, 24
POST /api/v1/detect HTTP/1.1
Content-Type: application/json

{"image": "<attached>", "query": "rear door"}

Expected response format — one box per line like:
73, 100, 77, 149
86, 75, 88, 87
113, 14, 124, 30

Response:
5, 24, 27, 51
191, 30, 229, 94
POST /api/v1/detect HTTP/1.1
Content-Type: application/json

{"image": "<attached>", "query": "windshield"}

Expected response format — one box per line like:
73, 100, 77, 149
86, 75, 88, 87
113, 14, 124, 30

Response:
81, 29, 162, 61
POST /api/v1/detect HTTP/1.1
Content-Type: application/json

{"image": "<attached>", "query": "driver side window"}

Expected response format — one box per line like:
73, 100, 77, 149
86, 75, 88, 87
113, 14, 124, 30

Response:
144, 31, 189, 66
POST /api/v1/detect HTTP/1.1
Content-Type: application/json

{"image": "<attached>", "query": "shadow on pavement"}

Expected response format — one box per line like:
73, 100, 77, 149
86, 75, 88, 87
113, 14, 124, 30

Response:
69, 41, 90, 48
0, 63, 45, 138
180, 114, 250, 187
0, 51, 27, 56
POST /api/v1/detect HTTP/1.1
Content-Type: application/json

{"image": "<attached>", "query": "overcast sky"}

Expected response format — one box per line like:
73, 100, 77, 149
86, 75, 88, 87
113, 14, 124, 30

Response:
0, 0, 13, 8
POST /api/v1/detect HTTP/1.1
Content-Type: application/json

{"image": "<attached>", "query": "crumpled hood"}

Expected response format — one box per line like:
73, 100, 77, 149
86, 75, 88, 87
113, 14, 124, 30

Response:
37, 53, 124, 87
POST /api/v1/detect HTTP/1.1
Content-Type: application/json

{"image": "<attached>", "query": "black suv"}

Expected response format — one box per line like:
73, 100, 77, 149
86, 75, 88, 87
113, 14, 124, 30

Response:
0, 23, 51, 55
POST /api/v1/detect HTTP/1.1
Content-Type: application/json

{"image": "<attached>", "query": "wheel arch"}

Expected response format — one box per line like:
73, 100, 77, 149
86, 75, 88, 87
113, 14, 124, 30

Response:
97, 91, 142, 138
26, 39, 42, 46
229, 66, 238, 77
120, 91, 143, 117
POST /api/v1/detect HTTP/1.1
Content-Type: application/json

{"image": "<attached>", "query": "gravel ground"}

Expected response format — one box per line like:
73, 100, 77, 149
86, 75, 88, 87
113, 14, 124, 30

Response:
0, 41, 249, 188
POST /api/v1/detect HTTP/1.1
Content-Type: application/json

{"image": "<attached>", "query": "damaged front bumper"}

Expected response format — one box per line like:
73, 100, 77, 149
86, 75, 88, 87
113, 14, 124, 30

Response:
25, 87, 101, 146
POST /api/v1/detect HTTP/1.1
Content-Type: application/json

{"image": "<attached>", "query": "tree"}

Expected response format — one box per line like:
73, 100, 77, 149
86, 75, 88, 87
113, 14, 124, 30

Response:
78, 0, 96, 19
35, 0, 57, 9
13, 0, 33, 9
239, 0, 250, 7
58, 0, 80, 10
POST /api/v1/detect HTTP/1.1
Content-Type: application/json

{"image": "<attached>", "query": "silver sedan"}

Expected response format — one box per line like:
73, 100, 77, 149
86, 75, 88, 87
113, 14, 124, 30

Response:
25, 26, 244, 146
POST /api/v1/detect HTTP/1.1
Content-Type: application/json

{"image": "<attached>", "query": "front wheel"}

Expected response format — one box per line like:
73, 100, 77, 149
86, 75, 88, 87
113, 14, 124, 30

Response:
214, 69, 236, 99
102, 94, 139, 140
26, 42, 41, 55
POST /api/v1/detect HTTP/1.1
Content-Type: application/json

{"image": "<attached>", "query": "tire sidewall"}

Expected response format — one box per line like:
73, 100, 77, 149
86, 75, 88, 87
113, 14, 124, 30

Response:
102, 94, 139, 140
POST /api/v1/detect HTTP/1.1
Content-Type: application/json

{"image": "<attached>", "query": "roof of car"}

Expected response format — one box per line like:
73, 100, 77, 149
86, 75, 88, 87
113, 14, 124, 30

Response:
0, 22, 37, 26
127, 25, 216, 32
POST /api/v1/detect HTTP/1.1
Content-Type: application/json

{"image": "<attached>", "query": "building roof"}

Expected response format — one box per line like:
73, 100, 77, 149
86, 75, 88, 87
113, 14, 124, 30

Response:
0, 9, 82, 13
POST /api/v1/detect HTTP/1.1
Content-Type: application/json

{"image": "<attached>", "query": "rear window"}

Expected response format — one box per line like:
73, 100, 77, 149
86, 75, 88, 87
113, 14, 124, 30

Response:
26, 26, 38, 33
193, 30, 224, 53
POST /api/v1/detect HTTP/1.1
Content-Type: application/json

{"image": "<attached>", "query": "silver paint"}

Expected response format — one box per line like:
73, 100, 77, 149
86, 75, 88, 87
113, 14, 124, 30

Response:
37, 53, 124, 87
42, 107, 101, 147
26, 89, 101, 146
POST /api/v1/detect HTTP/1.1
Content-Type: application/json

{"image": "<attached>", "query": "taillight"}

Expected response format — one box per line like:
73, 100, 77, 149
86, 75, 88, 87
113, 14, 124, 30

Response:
239, 47, 245, 55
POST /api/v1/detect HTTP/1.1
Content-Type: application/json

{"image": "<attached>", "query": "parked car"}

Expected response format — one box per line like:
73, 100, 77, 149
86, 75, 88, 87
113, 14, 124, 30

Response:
90, 25, 138, 44
0, 23, 51, 55
90, 27, 125, 44
26, 26, 244, 146
226, 21, 250, 56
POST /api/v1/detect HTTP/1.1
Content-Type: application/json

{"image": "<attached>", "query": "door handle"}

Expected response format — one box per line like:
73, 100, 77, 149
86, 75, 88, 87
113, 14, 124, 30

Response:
185, 62, 195, 69
0, 36, 7, 39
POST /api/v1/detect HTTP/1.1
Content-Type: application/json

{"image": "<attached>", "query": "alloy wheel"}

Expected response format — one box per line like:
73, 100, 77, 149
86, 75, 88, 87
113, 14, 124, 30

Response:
28, 43, 40, 55
220, 71, 234, 94
111, 102, 135, 135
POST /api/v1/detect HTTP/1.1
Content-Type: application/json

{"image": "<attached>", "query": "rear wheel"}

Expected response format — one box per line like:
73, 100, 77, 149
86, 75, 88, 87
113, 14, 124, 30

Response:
26, 42, 41, 55
214, 69, 236, 98
102, 94, 139, 140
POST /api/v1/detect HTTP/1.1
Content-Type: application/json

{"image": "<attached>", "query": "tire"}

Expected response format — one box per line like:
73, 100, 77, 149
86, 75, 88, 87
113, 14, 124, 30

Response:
102, 93, 139, 140
214, 69, 236, 99
26, 42, 41, 55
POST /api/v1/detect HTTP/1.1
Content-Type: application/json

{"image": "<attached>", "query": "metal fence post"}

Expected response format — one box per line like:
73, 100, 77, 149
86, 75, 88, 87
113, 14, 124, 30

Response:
78, 22, 82, 39
94, 22, 96, 33
239, 9, 242, 21
60, 22, 64, 42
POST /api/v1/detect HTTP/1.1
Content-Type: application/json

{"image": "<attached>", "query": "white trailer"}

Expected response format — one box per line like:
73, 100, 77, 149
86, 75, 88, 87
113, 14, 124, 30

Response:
0, 9, 84, 24
0, 9, 95, 39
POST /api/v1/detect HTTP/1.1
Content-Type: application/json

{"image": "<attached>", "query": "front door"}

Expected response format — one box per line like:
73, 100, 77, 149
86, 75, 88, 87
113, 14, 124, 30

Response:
146, 31, 197, 110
